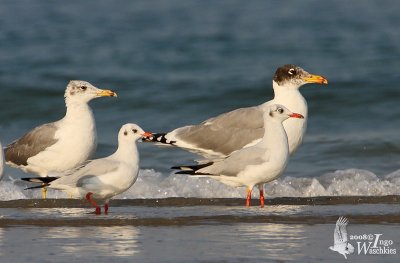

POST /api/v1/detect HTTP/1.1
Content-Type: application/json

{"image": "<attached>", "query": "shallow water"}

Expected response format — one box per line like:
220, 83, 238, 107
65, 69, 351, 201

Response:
0, 198, 399, 262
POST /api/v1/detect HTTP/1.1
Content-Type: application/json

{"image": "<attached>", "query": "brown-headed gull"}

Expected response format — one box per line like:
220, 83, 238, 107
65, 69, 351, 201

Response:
172, 104, 304, 207
146, 64, 327, 157
5, 80, 117, 198
22, 123, 152, 215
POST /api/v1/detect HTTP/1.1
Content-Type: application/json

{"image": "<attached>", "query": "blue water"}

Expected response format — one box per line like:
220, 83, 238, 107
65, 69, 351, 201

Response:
1, 0, 400, 193
1, 2, 400, 263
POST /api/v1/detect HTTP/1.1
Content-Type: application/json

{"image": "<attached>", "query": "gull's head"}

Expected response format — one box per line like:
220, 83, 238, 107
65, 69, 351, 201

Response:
267, 104, 304, 122
64, 80, 117, 104
273, 64, 328, 90
118, 123, 153, 143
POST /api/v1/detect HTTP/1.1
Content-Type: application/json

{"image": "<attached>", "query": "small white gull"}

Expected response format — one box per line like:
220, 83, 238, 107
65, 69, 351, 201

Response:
172, 104, 304, 207
5, 80, 117, 198
23, 123, 152, 214
147, 64, 327, 157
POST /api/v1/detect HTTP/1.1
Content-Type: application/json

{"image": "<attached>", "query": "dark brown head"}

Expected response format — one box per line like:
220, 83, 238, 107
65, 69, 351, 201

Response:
273, 64, 328, 88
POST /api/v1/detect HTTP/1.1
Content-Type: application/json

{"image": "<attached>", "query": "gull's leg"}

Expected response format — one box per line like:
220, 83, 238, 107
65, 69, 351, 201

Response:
258, 184, 265, 208
85, 192, 101, 214
41, 186, 47, 199
104, 203, 109, 215
246, 187, 252, 207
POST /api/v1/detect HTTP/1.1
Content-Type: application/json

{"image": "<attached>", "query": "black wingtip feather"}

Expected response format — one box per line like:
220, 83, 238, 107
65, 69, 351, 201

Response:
24, 185, 47, 190
175, 171, 212, 175
21, 177, 59, 184
171, 162, 214, 172
142, 133, 176, 145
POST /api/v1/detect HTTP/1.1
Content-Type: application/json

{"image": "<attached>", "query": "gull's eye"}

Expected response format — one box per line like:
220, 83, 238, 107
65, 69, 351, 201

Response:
80, 86, 87, 91
132, 129, 138, 133
277, 108, 284, 114
288, 68, 295, 75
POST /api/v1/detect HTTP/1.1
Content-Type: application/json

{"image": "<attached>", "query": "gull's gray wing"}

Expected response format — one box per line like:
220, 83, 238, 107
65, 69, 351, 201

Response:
172, 106, 264, 156
198, 146, 269, 177
5, 123, 58, 166
51, 158, 120, 187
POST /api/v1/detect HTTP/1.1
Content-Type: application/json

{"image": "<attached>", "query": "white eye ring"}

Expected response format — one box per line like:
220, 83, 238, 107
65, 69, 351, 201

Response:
288, 68, 295, 75
277, 108, 284, 114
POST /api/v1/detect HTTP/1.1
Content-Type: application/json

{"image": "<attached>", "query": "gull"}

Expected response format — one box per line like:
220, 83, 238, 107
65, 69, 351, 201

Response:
329, 217, 354, 259
146, 64, 327, 158
4, 80, 117, 198
22, 123, 152, 215
172, 104, 304, 207
0, 141, 4, 180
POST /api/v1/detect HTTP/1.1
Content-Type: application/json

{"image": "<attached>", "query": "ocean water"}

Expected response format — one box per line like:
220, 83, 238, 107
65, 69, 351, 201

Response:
0, 1, 400, 262
0, 0, 399, 198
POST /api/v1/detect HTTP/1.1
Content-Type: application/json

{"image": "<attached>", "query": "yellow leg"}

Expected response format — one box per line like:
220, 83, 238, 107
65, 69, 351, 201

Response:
41, 186, 47, 199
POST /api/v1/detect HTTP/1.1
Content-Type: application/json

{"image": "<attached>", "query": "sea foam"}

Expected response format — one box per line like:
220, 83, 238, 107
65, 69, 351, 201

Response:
1, 168, 400, 201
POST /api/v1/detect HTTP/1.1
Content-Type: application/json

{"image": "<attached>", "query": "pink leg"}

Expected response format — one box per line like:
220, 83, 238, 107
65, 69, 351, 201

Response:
104, 203, 109, 215
246, 187, 252, 207
86, 192, 101, 215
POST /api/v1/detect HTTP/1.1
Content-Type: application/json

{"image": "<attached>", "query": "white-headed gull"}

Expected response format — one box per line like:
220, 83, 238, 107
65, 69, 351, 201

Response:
5, 80, 117, 198
23, 123, 152, 214
146, 64, 327, 157
172, 104, 304, 207
329, 217, 354, 259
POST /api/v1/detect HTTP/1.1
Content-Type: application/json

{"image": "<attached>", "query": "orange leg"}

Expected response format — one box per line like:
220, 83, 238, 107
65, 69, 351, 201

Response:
257, 184, 265, 208
86, 192, 101, 215
246, 187, 252, 207
259, 189, 265, 208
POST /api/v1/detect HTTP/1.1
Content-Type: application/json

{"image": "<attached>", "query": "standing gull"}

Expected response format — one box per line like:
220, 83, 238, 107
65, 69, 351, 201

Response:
146, 64, 327, 157
23, 123, 152, 215
5, 80, 117, 198
172, 104, 303, 207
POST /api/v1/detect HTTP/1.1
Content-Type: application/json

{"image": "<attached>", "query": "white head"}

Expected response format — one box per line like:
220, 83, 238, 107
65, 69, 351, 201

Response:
266, 104, 304, 123
64, 80, 117, 105
118, 123, 153, 144
273, 64, 328, 90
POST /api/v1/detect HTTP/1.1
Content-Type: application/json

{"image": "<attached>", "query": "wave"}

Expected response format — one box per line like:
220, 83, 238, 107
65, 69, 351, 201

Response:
1, 168, 400, 201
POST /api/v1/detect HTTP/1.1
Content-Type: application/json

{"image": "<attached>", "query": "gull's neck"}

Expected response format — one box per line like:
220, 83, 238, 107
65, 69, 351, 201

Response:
64, 99, 94, 122
272, 81, 305, 103
260, 115, 289, 161
113, 140, 139, 165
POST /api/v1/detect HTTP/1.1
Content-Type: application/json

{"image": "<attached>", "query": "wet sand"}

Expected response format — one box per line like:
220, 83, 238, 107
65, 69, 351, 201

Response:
0, 196, 399, 227
1, 197, 399, 262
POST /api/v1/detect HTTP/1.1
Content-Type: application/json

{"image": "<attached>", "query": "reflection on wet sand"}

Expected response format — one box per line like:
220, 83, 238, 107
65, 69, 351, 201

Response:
137, 223, 306, 262
46, 226, 141, 257
234, 223, 305, 261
